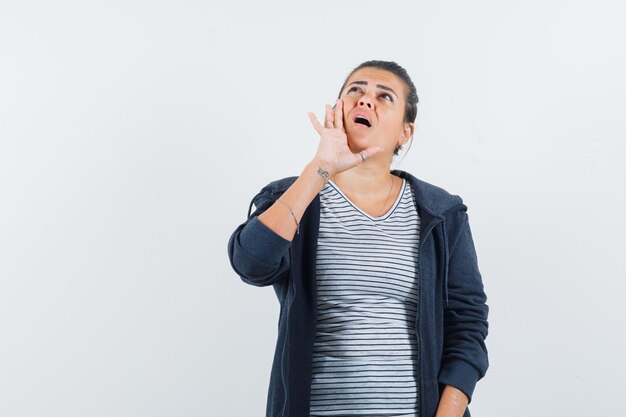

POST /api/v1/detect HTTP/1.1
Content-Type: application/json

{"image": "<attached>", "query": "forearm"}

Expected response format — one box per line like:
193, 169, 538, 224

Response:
257, 159, 330, 241
435, 385, 469, 417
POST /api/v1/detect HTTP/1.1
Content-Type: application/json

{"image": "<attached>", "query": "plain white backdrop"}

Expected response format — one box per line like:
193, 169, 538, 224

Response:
1, 1, 625, 416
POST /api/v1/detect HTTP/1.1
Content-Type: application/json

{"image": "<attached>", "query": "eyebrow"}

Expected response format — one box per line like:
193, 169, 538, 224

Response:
345, 81, 399, 99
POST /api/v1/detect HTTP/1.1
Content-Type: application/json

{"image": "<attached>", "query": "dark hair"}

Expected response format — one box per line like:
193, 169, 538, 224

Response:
337, 60, 419, 156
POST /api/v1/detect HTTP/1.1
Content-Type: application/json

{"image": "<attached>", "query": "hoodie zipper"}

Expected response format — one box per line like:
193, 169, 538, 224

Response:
280, 258, 295, 417
416, 215, 444, 417
267, 190, 292, 417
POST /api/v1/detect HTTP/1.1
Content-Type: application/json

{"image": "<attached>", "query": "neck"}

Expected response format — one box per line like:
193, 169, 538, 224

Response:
331, 163, 396, 200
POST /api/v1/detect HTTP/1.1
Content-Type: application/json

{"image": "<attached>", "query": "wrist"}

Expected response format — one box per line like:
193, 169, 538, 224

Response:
307, 159, 334, 183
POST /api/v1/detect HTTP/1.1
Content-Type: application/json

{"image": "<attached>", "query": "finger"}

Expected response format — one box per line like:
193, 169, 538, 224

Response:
353, 149, 366, 164
334, 99, 344, 130
354, 147, 383, 164
307, 112, 323, 134
362, 146, 384, 159
324, 104, 334, 129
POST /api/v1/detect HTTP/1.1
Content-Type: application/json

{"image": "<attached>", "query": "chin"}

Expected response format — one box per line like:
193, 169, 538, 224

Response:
346, 131, 373, 149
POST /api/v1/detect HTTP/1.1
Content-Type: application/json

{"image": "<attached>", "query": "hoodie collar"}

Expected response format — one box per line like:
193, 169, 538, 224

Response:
264, 168, 464, 218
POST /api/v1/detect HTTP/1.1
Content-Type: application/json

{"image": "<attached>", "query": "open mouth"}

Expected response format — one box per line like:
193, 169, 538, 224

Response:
354, 116, 371, 127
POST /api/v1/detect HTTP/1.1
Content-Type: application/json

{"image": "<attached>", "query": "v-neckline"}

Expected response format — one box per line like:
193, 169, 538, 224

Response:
328, 176, 406, 221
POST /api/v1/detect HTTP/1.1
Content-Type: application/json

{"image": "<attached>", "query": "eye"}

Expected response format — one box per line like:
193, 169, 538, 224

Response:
348, 86, 362, 93
380, 93, 393, 102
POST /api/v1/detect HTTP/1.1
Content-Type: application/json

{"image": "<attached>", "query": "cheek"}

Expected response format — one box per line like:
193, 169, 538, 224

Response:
341, 96, 357, 107
380, 110, 403, 125
389, 110, 405, 126
381, 115, 405, 135
340, 98, 358, 119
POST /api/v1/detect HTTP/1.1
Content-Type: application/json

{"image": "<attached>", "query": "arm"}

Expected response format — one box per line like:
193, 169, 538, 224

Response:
226, 160, 329, 287
227, 99, 385, 287
256, 160, 329, 242
437, 208, 489, 404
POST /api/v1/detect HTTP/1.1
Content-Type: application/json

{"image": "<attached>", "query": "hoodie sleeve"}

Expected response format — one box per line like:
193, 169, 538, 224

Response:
437, 208, 489, 404
226, 187, 292, 287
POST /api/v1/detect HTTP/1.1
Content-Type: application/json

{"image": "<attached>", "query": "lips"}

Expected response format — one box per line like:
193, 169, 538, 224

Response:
352, 111, 373, 128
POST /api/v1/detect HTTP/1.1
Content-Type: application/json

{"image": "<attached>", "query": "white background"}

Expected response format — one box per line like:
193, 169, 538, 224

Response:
1, 1, 625, 416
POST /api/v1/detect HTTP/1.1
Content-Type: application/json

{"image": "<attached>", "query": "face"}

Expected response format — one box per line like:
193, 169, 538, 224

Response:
339, 67, 413, 155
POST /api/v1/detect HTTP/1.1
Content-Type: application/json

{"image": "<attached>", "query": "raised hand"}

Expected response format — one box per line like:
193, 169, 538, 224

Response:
307, 99, 384, 178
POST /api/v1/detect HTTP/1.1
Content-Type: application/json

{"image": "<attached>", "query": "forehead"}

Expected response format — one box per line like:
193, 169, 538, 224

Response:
344, 67, 406, 96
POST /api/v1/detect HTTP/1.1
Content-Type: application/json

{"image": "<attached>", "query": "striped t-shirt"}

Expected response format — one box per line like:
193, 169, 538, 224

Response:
309, 176, 422, 417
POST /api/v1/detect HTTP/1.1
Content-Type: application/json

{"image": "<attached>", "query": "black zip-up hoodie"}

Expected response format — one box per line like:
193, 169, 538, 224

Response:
227, 169, 489, 417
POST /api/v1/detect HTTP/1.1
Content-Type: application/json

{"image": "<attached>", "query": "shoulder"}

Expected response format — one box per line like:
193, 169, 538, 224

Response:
393, 169, 466, 216
249, 176, 298, 213
254, 176, 298, 200
259, 176, 299, 194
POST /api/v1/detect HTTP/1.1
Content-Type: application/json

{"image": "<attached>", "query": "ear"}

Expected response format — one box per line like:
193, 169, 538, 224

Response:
401, 122, 415, 145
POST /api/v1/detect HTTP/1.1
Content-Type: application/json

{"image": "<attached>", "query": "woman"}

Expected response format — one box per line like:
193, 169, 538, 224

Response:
227, 60, 489, 417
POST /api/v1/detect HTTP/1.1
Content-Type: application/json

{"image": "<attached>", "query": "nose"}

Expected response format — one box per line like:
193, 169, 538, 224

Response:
358, 95, 373, 109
